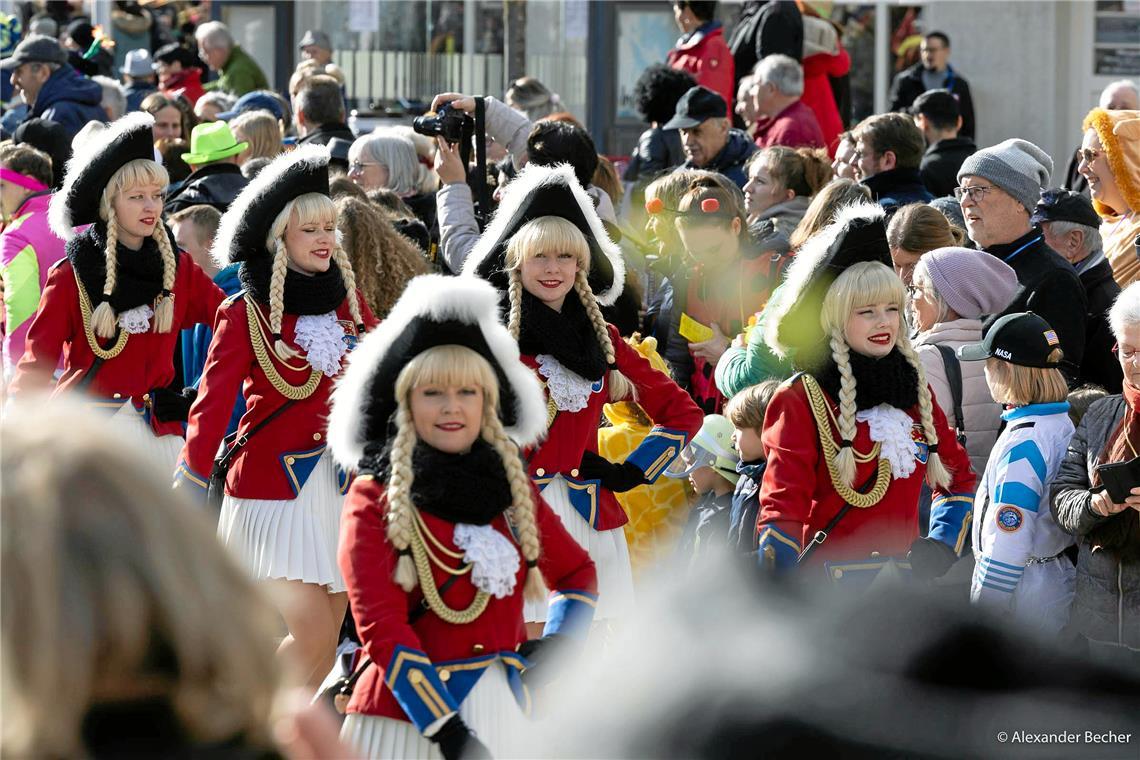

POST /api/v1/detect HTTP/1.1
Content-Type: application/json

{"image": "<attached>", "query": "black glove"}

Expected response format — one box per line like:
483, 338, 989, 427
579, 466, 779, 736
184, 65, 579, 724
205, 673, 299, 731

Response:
432, 715, 492, 760
908, 536, 958, 581
517, 634, 566, 689
577, 450, 647, 493
150, 386, 198, 423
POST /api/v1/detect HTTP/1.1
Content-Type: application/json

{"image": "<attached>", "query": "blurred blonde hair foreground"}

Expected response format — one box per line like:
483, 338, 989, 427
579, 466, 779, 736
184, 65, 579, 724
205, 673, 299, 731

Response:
1, 396, 282, 757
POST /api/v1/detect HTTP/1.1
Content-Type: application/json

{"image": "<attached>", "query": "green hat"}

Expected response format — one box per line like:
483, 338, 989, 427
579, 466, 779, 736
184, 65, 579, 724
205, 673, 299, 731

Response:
181, 121, 248, 164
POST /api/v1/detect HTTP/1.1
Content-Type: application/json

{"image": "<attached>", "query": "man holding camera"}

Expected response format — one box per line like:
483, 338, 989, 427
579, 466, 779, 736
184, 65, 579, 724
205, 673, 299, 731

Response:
428, 92, 617, 274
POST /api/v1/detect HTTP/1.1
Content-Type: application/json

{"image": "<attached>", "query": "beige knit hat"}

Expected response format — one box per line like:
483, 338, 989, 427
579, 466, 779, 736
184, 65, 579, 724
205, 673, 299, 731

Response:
1081, 108, 1140, 217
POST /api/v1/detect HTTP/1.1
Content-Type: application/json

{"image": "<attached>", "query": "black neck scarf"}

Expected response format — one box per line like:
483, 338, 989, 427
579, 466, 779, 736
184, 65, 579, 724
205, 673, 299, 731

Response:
239, 256, 348, 315
67, 221, 175, 311
516, 288, 607, 381
815, 347, 920, 411
360, 439, 513, 526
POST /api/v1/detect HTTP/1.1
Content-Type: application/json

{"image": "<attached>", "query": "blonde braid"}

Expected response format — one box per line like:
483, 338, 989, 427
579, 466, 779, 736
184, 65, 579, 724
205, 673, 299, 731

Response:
896, 335, 952, 489
386, 404, 419, 591
151, 224, 177, 333
331, 245, 365, 330
507, 269, 523, 340
574, 269, 636, 403
269, 240, 302, 360
90, 208, 120, 339
829, 329, 858, 489
482, 403, 545, 601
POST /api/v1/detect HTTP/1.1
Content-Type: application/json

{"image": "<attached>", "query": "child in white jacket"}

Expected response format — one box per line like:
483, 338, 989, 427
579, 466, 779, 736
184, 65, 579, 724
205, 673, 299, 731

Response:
958, 312, 1076, 635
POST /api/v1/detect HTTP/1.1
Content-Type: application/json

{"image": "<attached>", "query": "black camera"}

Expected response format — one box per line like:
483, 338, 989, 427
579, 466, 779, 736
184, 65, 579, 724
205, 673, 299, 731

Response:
412, 103, 474, 145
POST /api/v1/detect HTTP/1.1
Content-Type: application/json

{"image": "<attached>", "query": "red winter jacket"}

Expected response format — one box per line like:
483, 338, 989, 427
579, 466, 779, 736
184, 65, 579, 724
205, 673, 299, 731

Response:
175, 290, 377, 500
667, 21, 736, 112
161, 67, 206, 106
523, 324, 703, 531
801, 45, 850, 157
9, 252, 223, 437
339, 476, 597, 726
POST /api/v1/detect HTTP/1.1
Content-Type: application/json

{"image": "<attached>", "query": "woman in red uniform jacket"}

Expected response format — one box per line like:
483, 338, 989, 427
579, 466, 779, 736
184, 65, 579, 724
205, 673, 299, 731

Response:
327, 274, 597, 759
463, 163, 703, 624
10, 112, 223, 469
175, 145, 376, 693
756, 202, 976, 586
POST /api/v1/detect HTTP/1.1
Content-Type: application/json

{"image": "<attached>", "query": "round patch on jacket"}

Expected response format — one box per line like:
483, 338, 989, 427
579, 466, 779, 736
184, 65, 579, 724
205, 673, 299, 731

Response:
996, 506, 1023, 532
912, 424, 929, 464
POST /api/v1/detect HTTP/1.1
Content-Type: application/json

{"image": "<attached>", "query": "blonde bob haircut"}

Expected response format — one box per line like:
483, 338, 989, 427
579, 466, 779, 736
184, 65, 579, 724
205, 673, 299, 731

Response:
1, 397, 281, 758
504, 215, 634, 402
985, 353, 1068, 407
820, 261, 952, 490
264, 192, 364, 360
230, 110, 283, 164
384, 345, 545, 600
90, 158, 177, 339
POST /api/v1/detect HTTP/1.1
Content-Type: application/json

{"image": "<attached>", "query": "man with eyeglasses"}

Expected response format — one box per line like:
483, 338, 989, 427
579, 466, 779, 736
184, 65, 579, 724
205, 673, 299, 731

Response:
956, 139, 1087, 385
889, 31, 975, 140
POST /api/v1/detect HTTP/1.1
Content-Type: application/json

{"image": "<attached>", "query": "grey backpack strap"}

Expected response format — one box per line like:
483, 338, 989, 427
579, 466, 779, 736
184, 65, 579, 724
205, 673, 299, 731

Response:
935, 344, 966, 445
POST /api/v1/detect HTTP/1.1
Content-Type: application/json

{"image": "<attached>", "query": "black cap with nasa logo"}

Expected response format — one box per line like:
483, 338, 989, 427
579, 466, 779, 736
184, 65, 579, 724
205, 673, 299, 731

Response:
957, 311, 1063, 368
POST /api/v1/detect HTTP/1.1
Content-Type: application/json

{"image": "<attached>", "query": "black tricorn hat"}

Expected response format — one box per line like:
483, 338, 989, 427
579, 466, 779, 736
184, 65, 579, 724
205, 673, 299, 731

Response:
462, 163, 625, 306
327, 274, 548, 467
211, 144, 331, 268
49, 112, 156, 240
765, 202, 892, 366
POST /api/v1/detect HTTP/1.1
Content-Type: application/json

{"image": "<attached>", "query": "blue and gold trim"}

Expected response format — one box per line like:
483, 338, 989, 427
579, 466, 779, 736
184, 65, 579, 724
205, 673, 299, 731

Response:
625, 427, 689, 483
429, 652, 532, 717
928, 492, 975, 555
543, 589, 598, 639
279, 444, 326, 498
173, 459, 209, 493
757, 525, 801, 571
335, 464, 353, 495
823, 557, 912, 591
535, 473, 602, 529
384, 645, 459, 732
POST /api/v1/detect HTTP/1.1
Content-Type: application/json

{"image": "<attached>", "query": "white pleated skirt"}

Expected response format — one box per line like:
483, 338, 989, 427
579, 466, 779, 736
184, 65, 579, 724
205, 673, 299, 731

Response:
110, 401, 184, 477
524, 475, 634, 622
340, 662, 526, 759
217, 451, 346, 593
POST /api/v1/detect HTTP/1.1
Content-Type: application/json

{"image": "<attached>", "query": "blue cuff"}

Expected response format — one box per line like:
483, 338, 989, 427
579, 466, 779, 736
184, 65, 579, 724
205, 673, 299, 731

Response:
625, 426, 689, 483
173, 460, 209, 494
543, 590, 597, 639
928, 493, 974, 555
757, 525, 801, 571
384, 645, 460, 733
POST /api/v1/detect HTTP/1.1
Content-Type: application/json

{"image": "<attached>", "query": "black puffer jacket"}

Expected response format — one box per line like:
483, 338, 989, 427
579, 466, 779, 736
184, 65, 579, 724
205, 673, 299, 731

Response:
164, 163, 250, 215
1049, 394, 1140, 650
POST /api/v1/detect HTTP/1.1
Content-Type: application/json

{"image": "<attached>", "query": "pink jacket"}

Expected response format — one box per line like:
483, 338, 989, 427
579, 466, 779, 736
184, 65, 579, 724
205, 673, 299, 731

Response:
1, 193, 66, 382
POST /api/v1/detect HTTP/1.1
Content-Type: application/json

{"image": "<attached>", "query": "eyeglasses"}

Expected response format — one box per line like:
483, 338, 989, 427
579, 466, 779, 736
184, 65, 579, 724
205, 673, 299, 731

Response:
1113, 345, 1140, 362
906, 285, 932, 300
349, 160, 380, 174
1075, 148, 1101, 165
953, 184, 996, 203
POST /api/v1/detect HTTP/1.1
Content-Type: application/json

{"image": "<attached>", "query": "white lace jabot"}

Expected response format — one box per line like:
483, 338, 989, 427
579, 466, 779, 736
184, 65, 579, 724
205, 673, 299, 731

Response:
536, 353, 598, 412
856, 404, 919, 480
117, 304, 153, 334
294, 311, 348, 377
453, 523, 520, 599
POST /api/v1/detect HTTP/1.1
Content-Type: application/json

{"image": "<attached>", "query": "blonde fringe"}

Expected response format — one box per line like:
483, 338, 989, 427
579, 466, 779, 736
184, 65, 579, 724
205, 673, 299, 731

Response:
269, 240, 302, 361
896, 336, 952, 489
386, 405, 418, 592
829, 328, 858, 489
481, 403, 545, 600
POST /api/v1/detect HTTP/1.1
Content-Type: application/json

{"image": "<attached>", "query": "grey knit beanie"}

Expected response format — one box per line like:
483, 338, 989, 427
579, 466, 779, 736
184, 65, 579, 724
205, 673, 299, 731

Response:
919, 246, 1018, 319
957, 138, 1054, 213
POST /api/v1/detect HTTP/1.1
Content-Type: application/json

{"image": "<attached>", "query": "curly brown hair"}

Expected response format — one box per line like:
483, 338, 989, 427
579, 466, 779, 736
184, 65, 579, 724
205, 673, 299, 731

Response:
335, 196, 430, 318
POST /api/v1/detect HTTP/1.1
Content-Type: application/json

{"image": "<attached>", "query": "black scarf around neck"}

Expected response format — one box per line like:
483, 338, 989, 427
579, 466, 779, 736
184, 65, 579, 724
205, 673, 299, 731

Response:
239, 256, 348, 315
815, 348, 920, 411
359, 439, 513, 525
67, 222, 174, 311
517, 289, 607, 381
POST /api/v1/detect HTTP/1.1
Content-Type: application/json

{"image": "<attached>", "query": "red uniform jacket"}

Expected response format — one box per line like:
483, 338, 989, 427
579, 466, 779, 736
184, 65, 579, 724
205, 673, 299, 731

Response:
523, 324, 703, 531
667, 22, 735, 112
339, 476, 597, 729
175, 290, 377, 500
9, 253, 224, 436
757, 377, 976, 581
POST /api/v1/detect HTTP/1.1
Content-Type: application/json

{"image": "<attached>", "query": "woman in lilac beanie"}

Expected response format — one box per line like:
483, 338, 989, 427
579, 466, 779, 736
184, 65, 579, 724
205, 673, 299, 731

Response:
909, 246, 1018, 478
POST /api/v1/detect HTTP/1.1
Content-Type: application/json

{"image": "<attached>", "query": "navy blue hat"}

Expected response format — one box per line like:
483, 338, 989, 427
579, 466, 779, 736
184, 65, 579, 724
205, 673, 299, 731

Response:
218, 91, 286, 122
958, 312, 1063, 368
662, 86, 728, 131
1031, 188, 1102, 229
